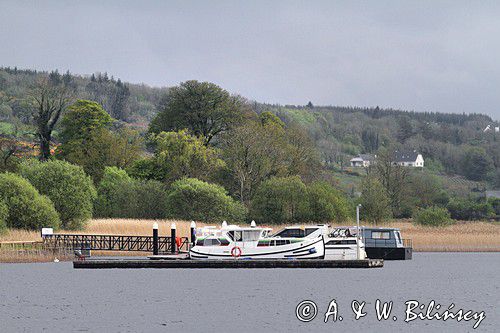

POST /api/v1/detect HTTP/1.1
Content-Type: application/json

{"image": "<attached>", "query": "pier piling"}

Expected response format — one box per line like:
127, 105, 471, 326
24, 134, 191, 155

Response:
171, 223, 176, 254
190, 221, 196, 247
152, 223, 159, 256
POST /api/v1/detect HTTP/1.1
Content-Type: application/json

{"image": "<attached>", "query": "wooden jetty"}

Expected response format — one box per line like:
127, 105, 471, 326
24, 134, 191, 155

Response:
73, 258, 383, 269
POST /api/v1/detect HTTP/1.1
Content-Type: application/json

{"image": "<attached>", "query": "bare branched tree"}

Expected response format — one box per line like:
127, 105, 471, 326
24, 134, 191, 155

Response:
31, 77, 73, 160
374, 150, 410, 217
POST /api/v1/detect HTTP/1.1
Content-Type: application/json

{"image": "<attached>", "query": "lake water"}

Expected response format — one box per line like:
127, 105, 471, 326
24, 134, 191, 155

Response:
1, 253, 499, 332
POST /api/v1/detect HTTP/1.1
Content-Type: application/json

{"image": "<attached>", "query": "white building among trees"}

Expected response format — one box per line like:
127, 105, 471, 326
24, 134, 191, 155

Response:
391, 150, 424, 167
350, 151, 424, 168
350, 154, 375, 167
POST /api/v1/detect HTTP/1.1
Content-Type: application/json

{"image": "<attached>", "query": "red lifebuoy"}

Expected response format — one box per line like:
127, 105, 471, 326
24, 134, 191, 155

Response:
231, 246, 242, 258
175, 237, 182, 248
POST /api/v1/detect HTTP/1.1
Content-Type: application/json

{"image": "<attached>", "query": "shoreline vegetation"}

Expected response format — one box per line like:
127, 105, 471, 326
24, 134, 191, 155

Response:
1, 219, 499, 263
1, 75, 499, 263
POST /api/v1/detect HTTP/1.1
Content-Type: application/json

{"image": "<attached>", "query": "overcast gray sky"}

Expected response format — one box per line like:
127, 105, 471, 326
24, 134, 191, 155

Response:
1, 0, 499, 119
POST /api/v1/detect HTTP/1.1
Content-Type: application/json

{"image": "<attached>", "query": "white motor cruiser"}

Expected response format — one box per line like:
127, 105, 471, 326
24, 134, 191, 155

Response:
189, 222, 325, 260
271, 225, 366, 260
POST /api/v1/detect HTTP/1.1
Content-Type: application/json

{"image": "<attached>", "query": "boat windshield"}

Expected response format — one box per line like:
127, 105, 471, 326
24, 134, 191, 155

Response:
227, 230, 261, 242
274, 228, 318, 238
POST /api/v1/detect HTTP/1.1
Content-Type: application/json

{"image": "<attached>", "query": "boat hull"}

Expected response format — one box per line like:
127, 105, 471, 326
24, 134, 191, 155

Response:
365, 246, 412, 260
324, 246, 366, 260
190, 237, 325, 260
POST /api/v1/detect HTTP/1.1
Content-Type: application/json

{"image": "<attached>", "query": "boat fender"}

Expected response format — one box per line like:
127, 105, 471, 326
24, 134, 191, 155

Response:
175, 237, 182, 248
231, 246, 242, 258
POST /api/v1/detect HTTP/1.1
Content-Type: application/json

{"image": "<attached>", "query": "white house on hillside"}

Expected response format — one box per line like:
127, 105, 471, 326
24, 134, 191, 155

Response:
350, 151, 424, 168
392, 150, 424, 167
350, 154, 375, 167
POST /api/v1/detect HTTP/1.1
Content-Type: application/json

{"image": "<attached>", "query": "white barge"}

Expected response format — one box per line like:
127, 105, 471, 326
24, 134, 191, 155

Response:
189, 223, 325, 260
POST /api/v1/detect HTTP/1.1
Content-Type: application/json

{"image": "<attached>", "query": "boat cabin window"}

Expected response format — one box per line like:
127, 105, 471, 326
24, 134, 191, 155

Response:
243, 230, 261, 241
261, 230, 272, 238
275, 228, 317, 238
227, 230, 261, 242
305, 228, 319, 236
395, 231, 402, 243
257, 240, 291, 246
203, 238, 221, 246
274, 228, 303, 238
371, 231, 391, 240
326, 240, 357, 245
227, 231, 242, 241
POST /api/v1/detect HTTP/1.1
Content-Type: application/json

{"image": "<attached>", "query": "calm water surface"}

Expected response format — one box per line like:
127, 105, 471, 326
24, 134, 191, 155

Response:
0, 253, 499, 332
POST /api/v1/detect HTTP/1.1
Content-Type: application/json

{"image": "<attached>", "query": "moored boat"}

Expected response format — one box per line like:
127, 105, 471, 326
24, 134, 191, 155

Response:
189, 223, 325, 260
271, 225, 367, 260
360, 227, 412, 260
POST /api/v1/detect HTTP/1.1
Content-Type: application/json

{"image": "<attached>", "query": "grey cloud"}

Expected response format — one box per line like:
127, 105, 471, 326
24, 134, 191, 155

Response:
0, 0, 499, 119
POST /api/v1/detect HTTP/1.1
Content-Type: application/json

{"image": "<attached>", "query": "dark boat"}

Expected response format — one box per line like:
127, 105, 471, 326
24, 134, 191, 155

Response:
360, 227, 412, 260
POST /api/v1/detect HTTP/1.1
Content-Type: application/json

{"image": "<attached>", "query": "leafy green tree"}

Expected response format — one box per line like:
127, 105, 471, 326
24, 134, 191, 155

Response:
447, 197, 494, 220
250, 176, 309, 224
494, 170, 500, 188
59, 99, 112, 144
20, 159, 96, 229
166, 178, 246, 223
284, 123, 321, 180
94, 167, 135, 218
134, 180, 169, 219
408, 171, 449, 209
132, 130, 224, 184
260, 111, 285, 129
361, 128, 380, 153
0, 199, 7, 232
413, 206, 452, 227
489, 198, 500, 216
307, 181, 350, 223
360, 176, 391, 225
94, 167, 169, 219
396, 116, 414, 144
220, 121, 288, 204
220, 119, 319, 204
461, 147, 494, 181
58, 100, 142, 181
149, 80, 248, 144
0, 172, 60, 230
126, 158, 157, 180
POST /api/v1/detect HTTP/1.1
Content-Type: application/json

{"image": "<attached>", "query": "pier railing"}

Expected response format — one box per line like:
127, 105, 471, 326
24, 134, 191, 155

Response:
43, 234, 190, 253
364, 238, 412, 248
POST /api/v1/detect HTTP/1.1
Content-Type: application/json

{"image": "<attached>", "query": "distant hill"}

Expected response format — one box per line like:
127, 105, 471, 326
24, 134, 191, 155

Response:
1, 66, 499, 188
0, 67, 167, 125
255, 104, 499, 187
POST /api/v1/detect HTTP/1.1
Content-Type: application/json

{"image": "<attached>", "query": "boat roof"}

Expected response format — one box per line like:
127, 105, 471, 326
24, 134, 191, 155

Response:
334, 226, 401, 232
198, 225, 272, 232
280, 225, 329, 229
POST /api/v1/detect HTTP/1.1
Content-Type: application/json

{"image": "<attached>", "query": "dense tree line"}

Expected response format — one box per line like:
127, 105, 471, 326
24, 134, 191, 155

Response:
0, 67, 498, 232
0, 67, 166, 125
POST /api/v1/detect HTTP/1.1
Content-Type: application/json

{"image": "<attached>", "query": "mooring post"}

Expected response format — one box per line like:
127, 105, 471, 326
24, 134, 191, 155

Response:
356, 204, 361, 260
153, 222, 159, 256
171, 223, 176, 254
190, 221, 196, 247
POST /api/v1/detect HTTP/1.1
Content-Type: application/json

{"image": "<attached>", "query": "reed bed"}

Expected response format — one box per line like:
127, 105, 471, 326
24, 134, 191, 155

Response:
386, 221, 500, 252
1, 219, 499, 261
0, 244, 73, 263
